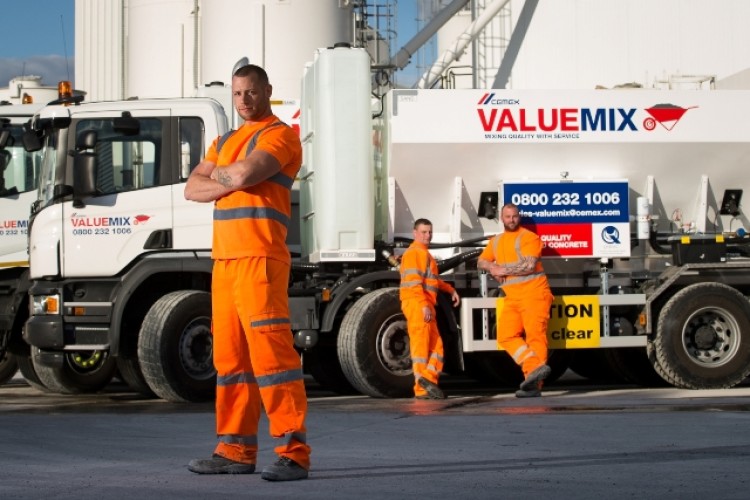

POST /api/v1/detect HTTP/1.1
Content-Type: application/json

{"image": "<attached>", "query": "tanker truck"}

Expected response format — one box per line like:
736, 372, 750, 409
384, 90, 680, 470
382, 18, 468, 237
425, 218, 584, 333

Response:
22, 46, 750, 402
298, 46, 750, 396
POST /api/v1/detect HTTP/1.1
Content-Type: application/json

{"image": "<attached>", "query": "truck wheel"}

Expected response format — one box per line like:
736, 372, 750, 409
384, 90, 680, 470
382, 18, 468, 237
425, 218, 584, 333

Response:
116, 356, 156, 398
653, 282, 750, 389
138, 290, 216, 402
16, 354, 50, 392
304, 345, 358, 395
337, 288, 413, 398
0, 351, 18, 385
32, 349, 116, 393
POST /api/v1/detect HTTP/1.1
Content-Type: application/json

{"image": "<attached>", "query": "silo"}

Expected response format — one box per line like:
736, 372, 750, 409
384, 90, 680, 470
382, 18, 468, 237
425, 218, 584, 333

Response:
200, 0, 353, 100
126, 0, 196, 99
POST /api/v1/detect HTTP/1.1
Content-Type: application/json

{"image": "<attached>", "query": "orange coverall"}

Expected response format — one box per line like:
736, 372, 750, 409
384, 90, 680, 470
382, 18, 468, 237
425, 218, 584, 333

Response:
208, 116, 310, 469
399, 241, 456, 397
479, 228, 553, 379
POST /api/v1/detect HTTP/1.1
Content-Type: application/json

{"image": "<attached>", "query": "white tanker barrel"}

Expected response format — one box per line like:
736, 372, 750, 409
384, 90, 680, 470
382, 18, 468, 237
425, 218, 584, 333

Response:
299, 45, 375, 263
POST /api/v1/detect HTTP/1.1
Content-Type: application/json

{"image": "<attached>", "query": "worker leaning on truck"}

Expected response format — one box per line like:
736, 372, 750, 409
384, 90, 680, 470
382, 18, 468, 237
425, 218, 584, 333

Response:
183, 63, 310, 481
399, 218, 460, 399
477, 203, 554, 398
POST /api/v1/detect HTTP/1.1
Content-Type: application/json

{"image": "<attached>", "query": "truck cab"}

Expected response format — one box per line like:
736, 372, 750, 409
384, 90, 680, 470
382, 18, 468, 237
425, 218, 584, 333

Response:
23, 98, 228, 399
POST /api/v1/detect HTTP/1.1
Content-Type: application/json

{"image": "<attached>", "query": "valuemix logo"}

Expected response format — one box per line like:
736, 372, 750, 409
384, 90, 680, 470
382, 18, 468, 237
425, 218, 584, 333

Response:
69, 213, 152, 227
476, 93, 696, 135
1, 219, 28, 229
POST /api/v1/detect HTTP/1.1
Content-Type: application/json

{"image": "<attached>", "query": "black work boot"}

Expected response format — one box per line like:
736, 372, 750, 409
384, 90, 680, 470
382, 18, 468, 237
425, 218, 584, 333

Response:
417, 378, 446, 399
519, 364, 551, 391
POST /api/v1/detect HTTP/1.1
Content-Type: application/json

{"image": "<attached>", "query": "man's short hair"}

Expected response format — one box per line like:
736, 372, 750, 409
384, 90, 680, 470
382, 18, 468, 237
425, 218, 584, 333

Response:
233, 64, 269, 84
413, 218, 432, 229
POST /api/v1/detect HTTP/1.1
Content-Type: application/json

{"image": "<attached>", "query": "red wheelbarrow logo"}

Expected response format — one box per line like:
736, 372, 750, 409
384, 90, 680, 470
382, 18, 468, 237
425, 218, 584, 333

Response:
133, 214, 151, 225
643, 103, 698, 131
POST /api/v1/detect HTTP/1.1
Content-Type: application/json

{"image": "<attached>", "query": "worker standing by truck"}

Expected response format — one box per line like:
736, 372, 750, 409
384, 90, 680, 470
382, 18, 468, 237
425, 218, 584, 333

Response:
184, 64, 310, 481
400, 218, 460, 399
477, 203, 554, 398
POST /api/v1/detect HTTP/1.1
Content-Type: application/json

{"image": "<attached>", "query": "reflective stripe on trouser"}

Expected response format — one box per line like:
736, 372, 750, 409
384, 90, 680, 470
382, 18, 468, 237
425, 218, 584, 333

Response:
496, 292, 553, 378
402, 301, 444, 396
211, 257, 310, 469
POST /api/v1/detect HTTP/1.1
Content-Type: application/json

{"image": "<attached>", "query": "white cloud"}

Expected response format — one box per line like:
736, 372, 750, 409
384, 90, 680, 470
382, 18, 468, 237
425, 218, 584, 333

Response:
0, 55, 74, 88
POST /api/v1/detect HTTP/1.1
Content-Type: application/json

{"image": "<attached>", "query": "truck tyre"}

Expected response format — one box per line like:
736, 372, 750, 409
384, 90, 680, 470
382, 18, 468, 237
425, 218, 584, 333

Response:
652, 282, 750, 389
138, 290, 216, 403
16, 354, 50, 392
116, 356, 156, 398
0, 351, 18, 385
304, 345, 358, 395
31, 349, 116, 393
337, 288, 413, 398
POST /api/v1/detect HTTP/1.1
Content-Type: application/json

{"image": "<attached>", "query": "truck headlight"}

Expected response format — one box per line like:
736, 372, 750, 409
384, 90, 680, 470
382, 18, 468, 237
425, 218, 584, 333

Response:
32, 294, 61, 315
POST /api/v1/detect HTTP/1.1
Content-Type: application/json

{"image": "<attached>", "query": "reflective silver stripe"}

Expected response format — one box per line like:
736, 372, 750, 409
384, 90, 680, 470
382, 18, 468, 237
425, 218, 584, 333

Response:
401, 269, 425, 278
219, 434, 258, 446
514, 231, 523, 256
277, 431, 307, 445
503, 271, 545, 286
511, 345, 529, 363
213, 206, 290, 227
257, 368, 304, 388
426, 364, 438, 373
267, 172, 294, 190
429, 352, 444, 363
424, 284, 439, 293
250, 317, 291, 329
411, 357, 427, 364
217, 371, 257, 386
400, 281, 423, 289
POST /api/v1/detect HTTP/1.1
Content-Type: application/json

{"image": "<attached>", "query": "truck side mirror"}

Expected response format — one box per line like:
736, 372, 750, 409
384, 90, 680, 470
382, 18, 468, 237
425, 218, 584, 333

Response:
22, 128, 42, 152
0, 119, 11, 149
72, 130, 98, 205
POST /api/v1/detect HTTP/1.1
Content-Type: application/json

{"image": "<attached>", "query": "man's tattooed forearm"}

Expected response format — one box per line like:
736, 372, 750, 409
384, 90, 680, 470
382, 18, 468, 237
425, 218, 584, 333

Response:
215, 170, 234, 188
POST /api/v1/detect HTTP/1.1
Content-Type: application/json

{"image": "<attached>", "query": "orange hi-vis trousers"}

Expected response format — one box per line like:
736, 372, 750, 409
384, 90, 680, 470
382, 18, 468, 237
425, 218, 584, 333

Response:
402, 300, 444, 396
496, 291, 554, 378
211, 257, 310, 469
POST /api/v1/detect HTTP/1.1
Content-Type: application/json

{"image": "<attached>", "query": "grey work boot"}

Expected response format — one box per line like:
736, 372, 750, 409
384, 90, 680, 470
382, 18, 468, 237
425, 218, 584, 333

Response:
261, 456, 309, 481
519, 364, 551, 391
515, 388, 542, 398
187, 454, 255, 474
417, 378, 446, 399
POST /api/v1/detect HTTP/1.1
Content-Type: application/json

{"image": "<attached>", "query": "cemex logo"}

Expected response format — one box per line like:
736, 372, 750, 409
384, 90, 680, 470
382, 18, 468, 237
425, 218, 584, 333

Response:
476, 94, 696, 133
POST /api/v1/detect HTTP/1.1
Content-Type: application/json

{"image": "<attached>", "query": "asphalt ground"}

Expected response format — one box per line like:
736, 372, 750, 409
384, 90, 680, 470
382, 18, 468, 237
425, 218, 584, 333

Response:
1, 373, 750, 499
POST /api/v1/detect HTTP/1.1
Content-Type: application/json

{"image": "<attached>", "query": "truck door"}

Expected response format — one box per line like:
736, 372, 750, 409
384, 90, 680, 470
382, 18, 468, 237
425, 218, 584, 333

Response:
62, 110, 175, 277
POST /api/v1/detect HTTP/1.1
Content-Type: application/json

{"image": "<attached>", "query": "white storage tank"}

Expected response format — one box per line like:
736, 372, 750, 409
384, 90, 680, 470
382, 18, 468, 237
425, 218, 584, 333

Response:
200, 0, 353, 101
76, 0, 353, 102
300, 45, 374, 262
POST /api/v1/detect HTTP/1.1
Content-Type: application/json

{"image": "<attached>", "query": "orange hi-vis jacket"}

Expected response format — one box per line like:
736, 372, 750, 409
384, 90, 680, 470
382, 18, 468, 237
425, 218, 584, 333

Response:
479, 227, 550, 297
399, 241, 456, 308
206, 115, 301, 263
